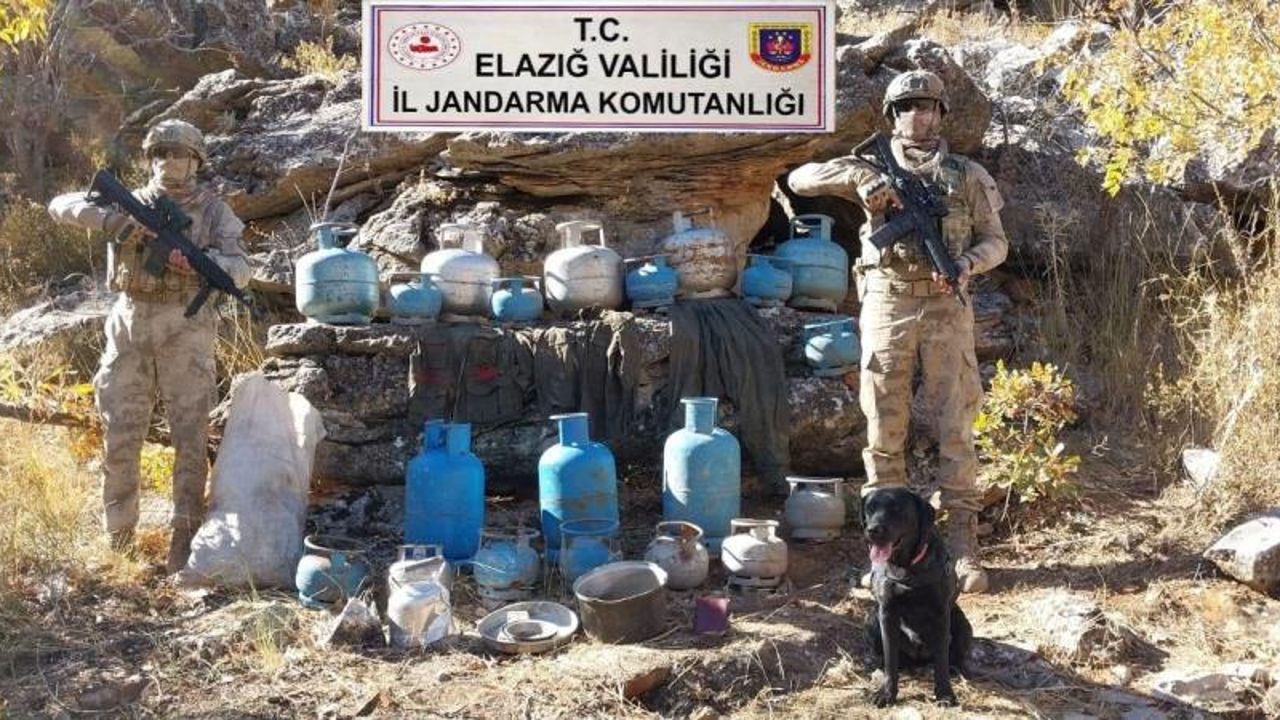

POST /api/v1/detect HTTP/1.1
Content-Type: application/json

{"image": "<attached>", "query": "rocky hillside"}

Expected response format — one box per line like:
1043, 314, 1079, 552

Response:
1, 1, 1243, 409
3, 3, 1280, 719
2, 0, 1260, 492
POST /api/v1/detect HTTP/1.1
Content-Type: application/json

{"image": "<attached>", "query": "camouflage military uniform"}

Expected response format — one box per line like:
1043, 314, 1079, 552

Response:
789, 71, 1008, 592
48, 120, 252, 572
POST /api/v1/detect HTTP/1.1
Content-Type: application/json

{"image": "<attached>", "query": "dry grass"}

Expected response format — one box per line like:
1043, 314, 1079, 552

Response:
1027, 197, 1203, 420
0, 413, 300, 696
1149, 256, 1280, 542
281, 37, 357, 83
1013, 174, 1280, 545
1140, 193, 1280, 539
280, 0, 355, 82
0, 421, 98, 581
214, 596, 316, 676
923, 7, 1056, 46
0, 199, 104, 314
838, 5, 1055, 47
0, 419, 154, 669
215, 304, 268, 395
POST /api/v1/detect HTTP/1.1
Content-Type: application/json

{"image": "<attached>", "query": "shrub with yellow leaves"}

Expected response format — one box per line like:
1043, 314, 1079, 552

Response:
975, 360, 1082, 507
1062, 0, 1280, 194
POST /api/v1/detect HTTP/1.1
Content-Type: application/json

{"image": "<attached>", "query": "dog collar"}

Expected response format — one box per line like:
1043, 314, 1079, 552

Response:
910, 541, 929, 566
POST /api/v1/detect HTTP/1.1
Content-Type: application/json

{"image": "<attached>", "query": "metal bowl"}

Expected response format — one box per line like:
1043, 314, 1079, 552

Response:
498, 619, 558, 643
477, 601, 578, 655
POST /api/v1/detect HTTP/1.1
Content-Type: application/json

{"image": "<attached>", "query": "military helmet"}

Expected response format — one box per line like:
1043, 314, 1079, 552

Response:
142, 119, 207, 165
882, 70, 950, 117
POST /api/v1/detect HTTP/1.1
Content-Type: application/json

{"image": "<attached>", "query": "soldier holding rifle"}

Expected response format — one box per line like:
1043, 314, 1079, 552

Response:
48, 119, 253, 573
789, 70, 1008, 593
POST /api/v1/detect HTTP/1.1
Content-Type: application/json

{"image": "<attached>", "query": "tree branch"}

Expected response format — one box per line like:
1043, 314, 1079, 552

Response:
1121, 20, 1227, 122
0, 401, 94, 429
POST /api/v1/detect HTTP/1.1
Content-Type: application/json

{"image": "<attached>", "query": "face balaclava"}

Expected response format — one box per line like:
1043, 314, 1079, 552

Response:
891, 101, 945, 168
150, 154, 199, 199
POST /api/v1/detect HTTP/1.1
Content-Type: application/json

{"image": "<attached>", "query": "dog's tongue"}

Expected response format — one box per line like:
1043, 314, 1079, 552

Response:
868, 543, 894, 567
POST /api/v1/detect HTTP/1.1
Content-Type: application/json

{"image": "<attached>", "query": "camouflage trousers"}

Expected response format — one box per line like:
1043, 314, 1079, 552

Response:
857, 276, 983, 512
93, 295, 218, 537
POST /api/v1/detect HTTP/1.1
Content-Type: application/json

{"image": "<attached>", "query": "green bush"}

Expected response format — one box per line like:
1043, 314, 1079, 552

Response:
975, 360, 1082, 506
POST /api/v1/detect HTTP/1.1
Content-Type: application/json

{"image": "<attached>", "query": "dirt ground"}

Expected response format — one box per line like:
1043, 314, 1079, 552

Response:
2, 437, 1278, 720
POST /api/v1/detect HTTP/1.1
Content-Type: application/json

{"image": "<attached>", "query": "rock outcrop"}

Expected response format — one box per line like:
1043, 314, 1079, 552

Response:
170, 24, 995, 273
56, 0, 349, 153
1205, 512, 1280, 595
954, 21, 1229, 272
157, 71, 446, 224
260, 288, 1014, 487
0, 289, 114, 375
261, 307, 868, 487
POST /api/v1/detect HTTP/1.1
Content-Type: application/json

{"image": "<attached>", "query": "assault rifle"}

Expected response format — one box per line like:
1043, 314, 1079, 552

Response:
88, 169, 257, 319
852, 132, 966, 306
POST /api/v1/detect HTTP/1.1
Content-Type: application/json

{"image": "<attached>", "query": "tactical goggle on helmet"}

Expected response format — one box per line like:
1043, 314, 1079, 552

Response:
142, 119, 208, 165
882, 70, 950, 118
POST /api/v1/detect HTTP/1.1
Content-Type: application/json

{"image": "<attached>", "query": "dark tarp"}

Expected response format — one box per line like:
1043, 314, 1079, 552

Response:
665, 299, 791, 492
407, 311, 639, 443
518, 310, 640, 441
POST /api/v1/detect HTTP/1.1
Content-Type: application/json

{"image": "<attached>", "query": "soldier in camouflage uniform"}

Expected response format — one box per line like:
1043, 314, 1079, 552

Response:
788, 70, 1008, 593
48, 120, 253, 573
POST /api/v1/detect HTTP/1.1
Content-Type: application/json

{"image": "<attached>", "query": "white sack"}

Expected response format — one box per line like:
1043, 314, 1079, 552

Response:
181, 372, 325, 589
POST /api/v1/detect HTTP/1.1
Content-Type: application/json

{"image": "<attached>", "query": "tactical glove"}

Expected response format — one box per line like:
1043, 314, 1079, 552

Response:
857, 176, 899, 214
102, 212, 152, 246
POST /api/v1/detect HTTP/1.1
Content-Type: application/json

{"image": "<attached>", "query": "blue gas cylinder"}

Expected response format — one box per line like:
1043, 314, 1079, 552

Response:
663, 397, 741, 553
538, 412, 619, 562
295, 222, 381, 324
404, 422, 485, 560
387, 272, 444, 325
624, 255, 679, 309
472, 527, 541, 603
741, 254, 793, 307
559, 518, 620, 583
490, 277, 543, 324
295, 534, 369, 609
776, 214, 849, 313
803, 317, 860, 377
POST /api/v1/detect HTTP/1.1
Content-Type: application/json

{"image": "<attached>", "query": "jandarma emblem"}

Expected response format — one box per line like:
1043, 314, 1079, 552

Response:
389, 23, 462, 71
748, 23, 812, 72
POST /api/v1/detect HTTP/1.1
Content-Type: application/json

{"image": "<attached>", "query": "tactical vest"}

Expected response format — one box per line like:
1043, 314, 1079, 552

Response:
108, 186, 219, 301
859, 154, 972, 280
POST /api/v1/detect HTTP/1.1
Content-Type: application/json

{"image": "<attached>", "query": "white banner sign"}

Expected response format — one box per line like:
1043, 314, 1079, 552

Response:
363, 0, 835, 133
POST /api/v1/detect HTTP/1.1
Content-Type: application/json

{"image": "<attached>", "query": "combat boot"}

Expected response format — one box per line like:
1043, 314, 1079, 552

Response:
166, 525, 196, 575
944, 509, 989, 594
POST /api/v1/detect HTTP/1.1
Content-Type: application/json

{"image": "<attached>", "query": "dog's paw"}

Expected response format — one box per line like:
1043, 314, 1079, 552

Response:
870, 683, 898, 707
933, 687, 958, 706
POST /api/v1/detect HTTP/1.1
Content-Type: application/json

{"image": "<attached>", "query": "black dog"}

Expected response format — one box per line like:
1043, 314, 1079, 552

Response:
862, 488, 973, 707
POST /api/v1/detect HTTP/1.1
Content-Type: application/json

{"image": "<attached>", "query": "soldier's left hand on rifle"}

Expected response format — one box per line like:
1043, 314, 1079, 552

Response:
167, 248, 196, 275
934, 256, 971, 296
